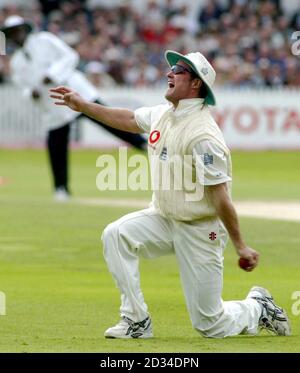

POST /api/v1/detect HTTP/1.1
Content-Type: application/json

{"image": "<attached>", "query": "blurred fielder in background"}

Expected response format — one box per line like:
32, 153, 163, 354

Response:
50, 49, 291, 339
1, 15, 146, 201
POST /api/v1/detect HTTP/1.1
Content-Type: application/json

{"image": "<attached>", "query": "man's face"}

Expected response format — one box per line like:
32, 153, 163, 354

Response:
165, 61, 199, 106
5, 26, 27, 47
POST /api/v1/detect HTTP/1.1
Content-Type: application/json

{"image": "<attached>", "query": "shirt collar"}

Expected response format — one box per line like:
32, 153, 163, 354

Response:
170, 98, 205, 117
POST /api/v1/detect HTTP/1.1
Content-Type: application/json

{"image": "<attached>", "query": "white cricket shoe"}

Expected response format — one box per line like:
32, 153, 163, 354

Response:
247, 286, 291, 336
54, 187, 70, 202
104, 316, 153, 339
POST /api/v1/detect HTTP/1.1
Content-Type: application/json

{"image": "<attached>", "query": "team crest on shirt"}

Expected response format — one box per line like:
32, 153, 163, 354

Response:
159, 146, 168, 161
203, 153, 213, 165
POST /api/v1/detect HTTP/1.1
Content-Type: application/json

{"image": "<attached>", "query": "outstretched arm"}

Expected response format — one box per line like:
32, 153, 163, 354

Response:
50, 86, 142, 134
208, 182, 259, 271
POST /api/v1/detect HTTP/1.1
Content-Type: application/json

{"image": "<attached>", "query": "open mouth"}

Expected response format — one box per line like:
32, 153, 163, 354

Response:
168, 81, 175, 88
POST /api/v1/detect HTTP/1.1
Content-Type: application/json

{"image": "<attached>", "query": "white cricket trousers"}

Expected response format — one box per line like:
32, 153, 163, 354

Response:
102, 208, 261, 338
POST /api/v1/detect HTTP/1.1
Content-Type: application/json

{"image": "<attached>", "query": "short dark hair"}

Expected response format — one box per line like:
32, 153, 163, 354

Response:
191, 75, 208, 99
199, 81, 208, 99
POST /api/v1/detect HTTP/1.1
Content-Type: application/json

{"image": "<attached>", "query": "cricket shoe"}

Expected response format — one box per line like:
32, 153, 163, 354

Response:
54, 187, 70, 202
104, 316, 153, 339
247, 286, 291, 336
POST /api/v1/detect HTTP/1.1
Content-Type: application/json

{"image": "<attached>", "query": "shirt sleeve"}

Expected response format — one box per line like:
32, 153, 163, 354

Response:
41, 33, 79, 85
193, 140, 232, 186
134, 104, 168, 133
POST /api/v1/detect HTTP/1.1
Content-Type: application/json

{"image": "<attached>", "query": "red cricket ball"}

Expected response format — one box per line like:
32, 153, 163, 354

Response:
238, 257, 251, 271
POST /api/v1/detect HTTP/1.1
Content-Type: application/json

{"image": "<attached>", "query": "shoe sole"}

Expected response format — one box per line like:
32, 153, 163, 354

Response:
275, 308, 291, 336
105, 333, 153, 339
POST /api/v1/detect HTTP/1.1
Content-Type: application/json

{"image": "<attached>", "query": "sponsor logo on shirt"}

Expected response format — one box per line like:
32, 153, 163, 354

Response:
209, 232, 217, 241
149, 130, 160, 145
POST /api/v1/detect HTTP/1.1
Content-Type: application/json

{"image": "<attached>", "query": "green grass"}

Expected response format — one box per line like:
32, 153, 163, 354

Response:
231, 151, 300, 201
0, 149, 299, 352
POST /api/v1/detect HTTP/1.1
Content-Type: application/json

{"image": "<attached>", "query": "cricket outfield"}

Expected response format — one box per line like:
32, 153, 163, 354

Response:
0, 149, 299, 352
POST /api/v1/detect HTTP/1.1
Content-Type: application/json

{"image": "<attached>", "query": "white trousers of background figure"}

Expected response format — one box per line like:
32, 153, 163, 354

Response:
102, 208, 262, 338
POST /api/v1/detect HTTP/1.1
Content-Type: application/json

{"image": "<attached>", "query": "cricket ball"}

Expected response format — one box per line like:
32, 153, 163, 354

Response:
238, 257, 251, 271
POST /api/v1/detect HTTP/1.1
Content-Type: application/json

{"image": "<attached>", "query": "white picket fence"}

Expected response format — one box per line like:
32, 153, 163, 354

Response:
0, 84, 43, 145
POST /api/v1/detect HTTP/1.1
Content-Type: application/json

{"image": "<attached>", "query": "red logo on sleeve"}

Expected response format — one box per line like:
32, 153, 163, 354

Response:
149, 130, 161, 144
